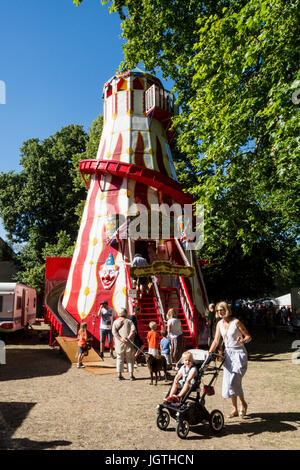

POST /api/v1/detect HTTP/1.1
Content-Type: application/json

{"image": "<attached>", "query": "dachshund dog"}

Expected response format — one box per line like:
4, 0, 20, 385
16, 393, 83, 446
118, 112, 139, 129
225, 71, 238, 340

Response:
147, 354, 168, 385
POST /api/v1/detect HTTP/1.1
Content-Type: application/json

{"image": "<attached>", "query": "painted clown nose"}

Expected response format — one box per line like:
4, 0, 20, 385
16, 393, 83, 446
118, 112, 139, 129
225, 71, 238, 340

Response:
62, 70, 208, 347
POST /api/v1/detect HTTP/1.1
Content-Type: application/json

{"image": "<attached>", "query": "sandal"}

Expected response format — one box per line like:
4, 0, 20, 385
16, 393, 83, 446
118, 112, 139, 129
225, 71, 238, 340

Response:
227, 410, 238, 418
239, 404, 248, 418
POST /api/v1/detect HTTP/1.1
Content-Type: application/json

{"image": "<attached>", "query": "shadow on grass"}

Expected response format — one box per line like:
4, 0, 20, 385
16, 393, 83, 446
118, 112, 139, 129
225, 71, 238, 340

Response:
0, 348, 70, 382
162, 411, 300, 441
223, 412, 300, 437
0, 402, 71, 450
246, 326, 297, 362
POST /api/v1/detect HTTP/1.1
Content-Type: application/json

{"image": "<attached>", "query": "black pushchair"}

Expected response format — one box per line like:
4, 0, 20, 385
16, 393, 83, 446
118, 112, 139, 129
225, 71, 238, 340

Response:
156, 350, 225, 439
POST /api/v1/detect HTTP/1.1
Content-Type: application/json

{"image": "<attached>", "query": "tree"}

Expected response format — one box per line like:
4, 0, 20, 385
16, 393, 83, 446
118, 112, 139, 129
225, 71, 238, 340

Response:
17, 230, 75, 295
177, 0, 300, 299
0, 125, 88, 250
178, 0, 300, 248
71, 115, 104, 220
83, 0, 299, 299
0, 117, 103, 296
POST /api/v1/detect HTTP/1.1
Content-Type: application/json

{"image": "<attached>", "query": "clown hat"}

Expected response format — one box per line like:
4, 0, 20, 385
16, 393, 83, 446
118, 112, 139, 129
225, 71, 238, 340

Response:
105, 253, 115, 265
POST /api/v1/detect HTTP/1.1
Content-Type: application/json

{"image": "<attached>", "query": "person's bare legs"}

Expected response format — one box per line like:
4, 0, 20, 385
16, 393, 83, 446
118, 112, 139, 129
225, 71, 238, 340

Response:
239, 395, 248, 416
168, 381, 180, 397
228, 396, 238, 417
77, 352, 85, 368
99, 341, 104, 359
177, 381, 191, 398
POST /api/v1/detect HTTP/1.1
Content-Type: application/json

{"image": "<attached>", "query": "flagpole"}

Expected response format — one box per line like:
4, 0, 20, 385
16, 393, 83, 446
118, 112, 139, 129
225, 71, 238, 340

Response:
127, 236, 133, 265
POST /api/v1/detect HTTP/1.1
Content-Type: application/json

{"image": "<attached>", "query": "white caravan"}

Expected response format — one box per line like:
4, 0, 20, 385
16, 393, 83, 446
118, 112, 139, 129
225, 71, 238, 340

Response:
0, 283, 37, 333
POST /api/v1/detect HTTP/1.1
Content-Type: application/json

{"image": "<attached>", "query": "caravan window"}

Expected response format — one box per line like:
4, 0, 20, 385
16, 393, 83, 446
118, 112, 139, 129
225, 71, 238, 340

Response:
16, 296, 22, 310
0, 296, 2, 313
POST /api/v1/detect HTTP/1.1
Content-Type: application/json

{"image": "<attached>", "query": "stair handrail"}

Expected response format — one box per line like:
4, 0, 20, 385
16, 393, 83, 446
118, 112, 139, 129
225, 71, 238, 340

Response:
151, 276, 166, 326
174, 237, 191, 267
177, 276, 197, 343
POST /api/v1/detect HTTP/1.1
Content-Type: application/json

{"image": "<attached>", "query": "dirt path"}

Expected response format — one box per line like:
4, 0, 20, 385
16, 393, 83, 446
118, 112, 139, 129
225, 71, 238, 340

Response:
0, 325, 299, 451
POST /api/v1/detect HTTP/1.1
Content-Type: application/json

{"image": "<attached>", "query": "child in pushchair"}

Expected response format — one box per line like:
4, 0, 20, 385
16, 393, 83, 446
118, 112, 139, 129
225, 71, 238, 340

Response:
156, 349, 225, 439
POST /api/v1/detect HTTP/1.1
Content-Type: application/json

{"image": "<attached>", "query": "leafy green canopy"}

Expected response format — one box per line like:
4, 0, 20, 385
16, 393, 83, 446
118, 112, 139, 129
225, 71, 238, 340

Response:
0, 117, 103, 294
0, 125, 87, 248
179, 0, 300, 254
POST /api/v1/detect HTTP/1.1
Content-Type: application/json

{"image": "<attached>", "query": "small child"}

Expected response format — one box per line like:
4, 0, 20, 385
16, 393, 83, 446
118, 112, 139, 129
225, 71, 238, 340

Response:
147, 321, 161, 357
77, 322, 88, 368
165, 351, 197, 403
160, 329, 171, 367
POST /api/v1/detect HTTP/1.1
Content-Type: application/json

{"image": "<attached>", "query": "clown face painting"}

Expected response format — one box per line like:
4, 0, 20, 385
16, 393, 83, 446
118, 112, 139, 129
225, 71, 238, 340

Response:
99, 253, 119, 290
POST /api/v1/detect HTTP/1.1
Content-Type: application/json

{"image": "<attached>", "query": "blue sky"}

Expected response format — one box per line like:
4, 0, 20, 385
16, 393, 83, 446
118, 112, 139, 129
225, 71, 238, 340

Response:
0, 0, 127, 241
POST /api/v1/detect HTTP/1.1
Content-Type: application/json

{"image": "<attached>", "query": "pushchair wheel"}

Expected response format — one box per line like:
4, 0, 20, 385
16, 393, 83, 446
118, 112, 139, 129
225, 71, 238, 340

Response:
176, 420, 190, 439
209, 409, 224, 433
156, 410, 170, 430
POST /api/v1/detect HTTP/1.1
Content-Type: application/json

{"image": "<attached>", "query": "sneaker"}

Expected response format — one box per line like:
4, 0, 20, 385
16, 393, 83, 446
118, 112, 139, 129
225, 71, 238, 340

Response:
80, 364, 85, 368
110, 353, 116, 359
118, 375, 125, 381
165, 396, 175, 403
130, 376, 136, 381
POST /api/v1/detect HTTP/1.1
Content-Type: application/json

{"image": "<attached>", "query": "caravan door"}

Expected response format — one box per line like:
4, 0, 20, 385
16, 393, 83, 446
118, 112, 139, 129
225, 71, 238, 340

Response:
0, 284, 15, 331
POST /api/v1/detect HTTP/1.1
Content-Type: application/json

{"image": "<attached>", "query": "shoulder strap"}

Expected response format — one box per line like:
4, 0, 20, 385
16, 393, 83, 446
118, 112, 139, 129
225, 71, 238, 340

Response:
115, 319, 124, 334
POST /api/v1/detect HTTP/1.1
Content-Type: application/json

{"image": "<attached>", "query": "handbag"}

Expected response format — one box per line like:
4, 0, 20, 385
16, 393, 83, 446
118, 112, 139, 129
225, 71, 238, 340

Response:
216, 335, 225, 362
83, 338, 92, 356
203, 385, 215, 396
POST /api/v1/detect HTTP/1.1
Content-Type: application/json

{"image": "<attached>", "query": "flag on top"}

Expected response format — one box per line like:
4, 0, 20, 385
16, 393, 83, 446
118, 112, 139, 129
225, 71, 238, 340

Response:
106, 218, 130, 246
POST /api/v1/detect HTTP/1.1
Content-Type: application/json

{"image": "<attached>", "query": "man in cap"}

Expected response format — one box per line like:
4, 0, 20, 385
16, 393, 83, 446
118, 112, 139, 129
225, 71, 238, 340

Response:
112, 308, 136, 380
97, 300, 116, 359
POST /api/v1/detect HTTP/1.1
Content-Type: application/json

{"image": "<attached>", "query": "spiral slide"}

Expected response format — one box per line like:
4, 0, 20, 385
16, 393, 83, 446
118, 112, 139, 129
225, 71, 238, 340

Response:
45, 283, 114, 373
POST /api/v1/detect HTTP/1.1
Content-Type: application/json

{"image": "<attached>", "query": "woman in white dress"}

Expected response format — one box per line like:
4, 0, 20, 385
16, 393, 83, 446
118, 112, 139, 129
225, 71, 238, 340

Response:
209, 301, 252, 418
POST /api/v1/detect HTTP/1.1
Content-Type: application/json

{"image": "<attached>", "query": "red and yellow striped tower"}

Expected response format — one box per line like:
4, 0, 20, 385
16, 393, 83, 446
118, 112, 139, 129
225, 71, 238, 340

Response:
62, 70, 208, 347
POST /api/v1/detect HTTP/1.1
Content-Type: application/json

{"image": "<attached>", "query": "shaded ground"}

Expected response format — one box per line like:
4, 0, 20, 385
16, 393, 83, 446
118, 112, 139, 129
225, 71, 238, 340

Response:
0, 324, 299, 451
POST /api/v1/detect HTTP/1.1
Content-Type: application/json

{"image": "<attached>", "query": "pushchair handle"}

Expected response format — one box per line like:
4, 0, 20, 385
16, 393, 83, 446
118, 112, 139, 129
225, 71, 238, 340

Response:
210, 352, 224, 359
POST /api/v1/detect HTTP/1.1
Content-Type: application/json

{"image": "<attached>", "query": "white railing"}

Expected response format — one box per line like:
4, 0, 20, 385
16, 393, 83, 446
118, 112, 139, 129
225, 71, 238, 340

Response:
145, 84, 175, 115
152, 276, 166, 326
176, 277, 195, 338
174, 237, 191, 267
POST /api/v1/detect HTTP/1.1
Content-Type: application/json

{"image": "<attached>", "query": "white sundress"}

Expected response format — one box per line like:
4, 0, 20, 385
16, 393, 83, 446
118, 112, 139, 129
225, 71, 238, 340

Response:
219, 318, 248, 399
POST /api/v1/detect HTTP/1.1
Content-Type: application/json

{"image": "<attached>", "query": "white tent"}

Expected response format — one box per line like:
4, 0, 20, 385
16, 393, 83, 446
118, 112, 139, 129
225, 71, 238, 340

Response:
275, 293, 291, 307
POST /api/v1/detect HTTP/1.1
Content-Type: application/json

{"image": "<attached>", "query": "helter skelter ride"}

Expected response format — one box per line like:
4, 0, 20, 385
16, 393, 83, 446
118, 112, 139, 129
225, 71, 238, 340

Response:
45, 70, 209, 349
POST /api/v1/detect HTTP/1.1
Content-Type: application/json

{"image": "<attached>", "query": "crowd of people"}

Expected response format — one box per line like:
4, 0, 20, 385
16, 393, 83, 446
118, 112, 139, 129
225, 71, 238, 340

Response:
75, 297, 256, 419
222, 301, 298, 329
75, 303, 185, 377
75, 294, 299, 418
